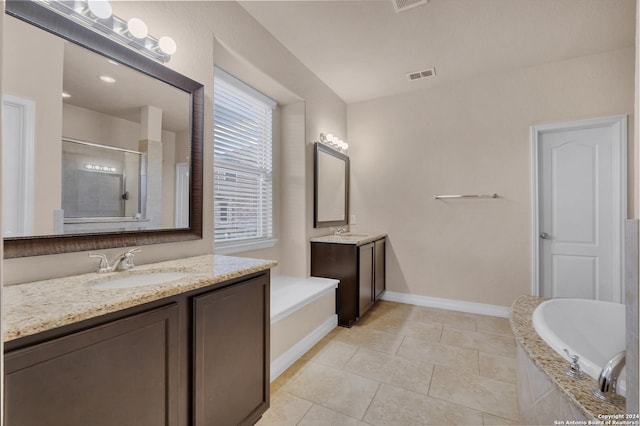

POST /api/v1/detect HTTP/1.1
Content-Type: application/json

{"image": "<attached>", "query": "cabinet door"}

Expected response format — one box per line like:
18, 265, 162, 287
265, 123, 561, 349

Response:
374, 238, 386, 300
311, 242, 358, 327
358, 243, 375, 317
193, 274, 269, 426
5, 304, 180, 426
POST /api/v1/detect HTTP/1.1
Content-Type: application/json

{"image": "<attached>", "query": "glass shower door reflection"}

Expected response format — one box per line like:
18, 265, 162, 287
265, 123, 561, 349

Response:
62, 140, 143, 219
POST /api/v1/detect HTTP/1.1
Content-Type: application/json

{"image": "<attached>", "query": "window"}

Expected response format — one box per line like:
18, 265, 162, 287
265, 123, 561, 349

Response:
213, 68, 276, 252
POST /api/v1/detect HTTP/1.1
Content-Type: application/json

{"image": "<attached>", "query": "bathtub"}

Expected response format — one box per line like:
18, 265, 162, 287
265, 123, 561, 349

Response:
270, 276, 338, 381
532, 298, 626, 395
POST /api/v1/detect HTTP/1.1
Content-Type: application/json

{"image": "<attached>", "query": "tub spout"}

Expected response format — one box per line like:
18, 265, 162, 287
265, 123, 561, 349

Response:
593, 350, 625, 404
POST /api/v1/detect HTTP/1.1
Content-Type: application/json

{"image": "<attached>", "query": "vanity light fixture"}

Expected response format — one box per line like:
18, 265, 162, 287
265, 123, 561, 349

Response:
87, 0, 112, 20
126, 17, 148, 39
157, 36, 177, 55
35, 0, 177, 63
319, 133, 349, 152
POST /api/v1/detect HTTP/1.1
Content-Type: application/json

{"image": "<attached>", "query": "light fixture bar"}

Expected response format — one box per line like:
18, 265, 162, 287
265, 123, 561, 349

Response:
36, 0, 176, 63
319, 133, 348, 152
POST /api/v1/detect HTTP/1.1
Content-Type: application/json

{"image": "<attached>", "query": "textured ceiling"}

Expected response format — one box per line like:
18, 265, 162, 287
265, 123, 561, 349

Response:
240, 0, 636, 104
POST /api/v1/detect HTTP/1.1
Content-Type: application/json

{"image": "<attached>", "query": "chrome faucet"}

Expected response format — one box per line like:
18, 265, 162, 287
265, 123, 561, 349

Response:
564, 349, 585, 379
333, 227, 347, 236
593, 350, 626, 404
89, 248, 141, 273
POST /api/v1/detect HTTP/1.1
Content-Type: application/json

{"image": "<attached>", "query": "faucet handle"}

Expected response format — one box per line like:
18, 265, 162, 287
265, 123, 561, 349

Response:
564, 349, 585, 379
118, 247, 141, 270
89, 253, 110, 273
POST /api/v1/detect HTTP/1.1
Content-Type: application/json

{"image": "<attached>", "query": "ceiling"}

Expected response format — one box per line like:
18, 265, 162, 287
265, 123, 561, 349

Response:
63, 41, 190, 133
239, 0, 636, 104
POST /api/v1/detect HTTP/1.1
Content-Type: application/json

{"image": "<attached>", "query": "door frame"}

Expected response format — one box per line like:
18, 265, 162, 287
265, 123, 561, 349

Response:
530, 115, 627, 301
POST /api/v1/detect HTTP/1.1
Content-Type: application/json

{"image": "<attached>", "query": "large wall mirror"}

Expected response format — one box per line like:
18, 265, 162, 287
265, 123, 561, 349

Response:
2, 0, 204, 258
314, 142, 349, 228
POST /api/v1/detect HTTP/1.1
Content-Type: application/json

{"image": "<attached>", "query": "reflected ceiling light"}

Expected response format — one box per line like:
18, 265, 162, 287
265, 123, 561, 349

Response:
99, 75, 116, 83
158, 36, 177, 55
87, 0, 112, 20
318, 133, 348, 152
35, 1, 177, 63
84, 164, 116, 172
62, 92, 71, 98
127, 18, 148, 39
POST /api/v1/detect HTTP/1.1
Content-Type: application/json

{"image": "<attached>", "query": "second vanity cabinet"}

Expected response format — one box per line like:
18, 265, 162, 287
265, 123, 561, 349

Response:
311, 235, 386, 327
4, 271, 270, 426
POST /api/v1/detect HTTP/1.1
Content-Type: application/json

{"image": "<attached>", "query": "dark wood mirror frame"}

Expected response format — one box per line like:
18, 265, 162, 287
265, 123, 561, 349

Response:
3, 0, 204, 258
314, 142, 349, 228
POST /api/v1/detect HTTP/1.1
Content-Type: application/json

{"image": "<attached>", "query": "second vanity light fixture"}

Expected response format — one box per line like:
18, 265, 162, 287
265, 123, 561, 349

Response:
39, 0, 177, 63
319, 133, 349, 152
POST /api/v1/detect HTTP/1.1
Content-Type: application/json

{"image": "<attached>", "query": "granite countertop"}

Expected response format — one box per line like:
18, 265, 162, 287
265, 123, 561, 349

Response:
310, 233, 386, 245
510, 295, 625, 419
3, 254, 277, 342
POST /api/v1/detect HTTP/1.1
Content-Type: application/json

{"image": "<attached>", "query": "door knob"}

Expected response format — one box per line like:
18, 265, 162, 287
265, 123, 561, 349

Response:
540, 232, 550, 239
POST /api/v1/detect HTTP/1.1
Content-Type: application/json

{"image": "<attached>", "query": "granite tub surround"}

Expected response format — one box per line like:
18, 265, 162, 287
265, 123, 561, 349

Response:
3, 254, 277, 342
511, 295, 625, 422
310, 232, 386, 245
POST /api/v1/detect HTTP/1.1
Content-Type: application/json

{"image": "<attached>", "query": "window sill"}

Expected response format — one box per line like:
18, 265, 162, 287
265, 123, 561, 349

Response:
215, 238, 278, 255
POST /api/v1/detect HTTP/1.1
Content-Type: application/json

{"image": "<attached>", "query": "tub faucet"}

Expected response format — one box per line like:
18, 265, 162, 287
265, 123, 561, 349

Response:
564, 349, 585, 379
89, 248, 141, 273
593, 350, 626, 404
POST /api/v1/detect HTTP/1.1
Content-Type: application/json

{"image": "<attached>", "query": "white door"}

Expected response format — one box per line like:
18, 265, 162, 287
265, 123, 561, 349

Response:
2, 94, 35, 237
533, 116, 626, 302
174, 162, 189, 228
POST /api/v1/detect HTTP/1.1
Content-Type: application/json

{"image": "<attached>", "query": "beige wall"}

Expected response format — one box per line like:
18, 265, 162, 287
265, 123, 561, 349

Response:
3, 17, 64, 236
63, 104, 140, 150
2, 1, 346, 284
348, 48, 635, 307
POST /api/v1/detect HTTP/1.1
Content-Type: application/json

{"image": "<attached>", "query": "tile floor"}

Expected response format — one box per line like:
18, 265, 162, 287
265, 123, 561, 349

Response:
257, 301, 520, 426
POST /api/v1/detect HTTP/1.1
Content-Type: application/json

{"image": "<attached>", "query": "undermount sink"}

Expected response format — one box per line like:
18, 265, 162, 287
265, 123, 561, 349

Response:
90, 270, 191, 290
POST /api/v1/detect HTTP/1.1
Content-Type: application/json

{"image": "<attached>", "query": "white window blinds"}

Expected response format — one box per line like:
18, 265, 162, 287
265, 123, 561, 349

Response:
213, 68, 275, 245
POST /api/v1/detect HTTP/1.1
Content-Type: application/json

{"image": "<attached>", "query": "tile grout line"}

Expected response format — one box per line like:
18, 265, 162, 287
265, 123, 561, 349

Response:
360, 381, 383, 422
293, 401, 316, 426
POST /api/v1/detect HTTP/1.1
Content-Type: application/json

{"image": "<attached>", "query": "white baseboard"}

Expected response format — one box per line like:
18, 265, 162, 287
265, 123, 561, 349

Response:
270, 314, 338, 382
381, 291, 511, 318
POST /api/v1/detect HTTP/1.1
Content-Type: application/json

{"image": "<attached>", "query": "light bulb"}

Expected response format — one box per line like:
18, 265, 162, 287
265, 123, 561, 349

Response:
87, 0, 112, 19
338, 139, 345, 149
127, 18, 148, 39
158, 36, 177, 55
325, 133, 333, 143
331, 135, 339, 145
343, 142, 349, 150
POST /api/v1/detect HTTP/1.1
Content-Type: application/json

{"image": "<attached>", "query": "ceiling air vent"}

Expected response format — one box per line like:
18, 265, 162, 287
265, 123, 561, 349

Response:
406, 67, 436, 81
392, 0, 429, 13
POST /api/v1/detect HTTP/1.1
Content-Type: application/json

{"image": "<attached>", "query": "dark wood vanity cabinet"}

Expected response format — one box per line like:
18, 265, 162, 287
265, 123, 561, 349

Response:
193, 275, 269, 426
4, 272, 270, 426
5, 304, 180, 426
374, 238, 386, 301
311, 237, 386, 327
